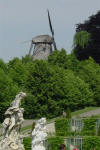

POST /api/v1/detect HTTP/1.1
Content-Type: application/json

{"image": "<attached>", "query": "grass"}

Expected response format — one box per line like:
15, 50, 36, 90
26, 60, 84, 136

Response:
21, 125, 32, 132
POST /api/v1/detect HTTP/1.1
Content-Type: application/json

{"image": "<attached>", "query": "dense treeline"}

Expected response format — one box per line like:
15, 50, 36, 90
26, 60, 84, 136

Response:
0, 49, 100, 122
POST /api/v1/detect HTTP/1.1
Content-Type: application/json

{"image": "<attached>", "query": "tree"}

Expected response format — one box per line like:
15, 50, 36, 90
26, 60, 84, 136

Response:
66, 107, 71, 119
73, 11, 100, 64
25, 60, 93, 118
0, 68, 19, 122
0, 50, 99, 120
48, 49, 79, 71
73, 31, 91, 48
75, 57, 100, 105
0, 59, 8, 73
8, 57, 28, 88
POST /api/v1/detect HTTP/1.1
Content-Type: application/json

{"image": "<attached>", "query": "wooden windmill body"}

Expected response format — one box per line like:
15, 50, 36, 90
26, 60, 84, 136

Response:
28, 10, 57, 60
29, 35, 53, 60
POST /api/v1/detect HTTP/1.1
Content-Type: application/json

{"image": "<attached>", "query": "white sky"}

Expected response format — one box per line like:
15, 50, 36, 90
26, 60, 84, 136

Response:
0, 0, 100, 62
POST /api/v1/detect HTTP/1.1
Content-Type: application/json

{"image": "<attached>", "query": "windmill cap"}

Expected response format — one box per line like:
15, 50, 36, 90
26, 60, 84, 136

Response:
32, 35, 53, 44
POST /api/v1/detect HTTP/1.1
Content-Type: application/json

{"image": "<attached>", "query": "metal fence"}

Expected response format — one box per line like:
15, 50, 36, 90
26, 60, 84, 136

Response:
96, 119, 100, 135
66, 137, 83, 150
70, 119, 83, 132
70, 118, 100, 135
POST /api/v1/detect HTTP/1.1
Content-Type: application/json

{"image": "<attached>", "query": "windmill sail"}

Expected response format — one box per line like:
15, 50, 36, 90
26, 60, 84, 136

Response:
47, 9, 57, 50
29, 41, 33, 55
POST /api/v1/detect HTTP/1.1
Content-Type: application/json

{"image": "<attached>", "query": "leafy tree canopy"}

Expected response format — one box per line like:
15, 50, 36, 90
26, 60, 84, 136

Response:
73, 11, 100, 64
0, 49, 100, 121
0, 68, 19, 121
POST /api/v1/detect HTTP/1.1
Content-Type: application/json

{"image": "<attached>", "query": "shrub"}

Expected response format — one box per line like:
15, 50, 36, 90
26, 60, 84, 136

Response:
55, 118, 70, 136
81, 117, 97, 136
97, 125, 100, 136
66, 107, 71, 119
48, 136, 64, 150
83, 136, 100, 150
31, 122, 36, 133
23, 137, 32, 150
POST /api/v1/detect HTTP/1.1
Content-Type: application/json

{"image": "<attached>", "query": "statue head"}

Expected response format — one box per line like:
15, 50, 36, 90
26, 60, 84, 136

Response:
17, 92, 26, 99
38, 118, 46, 125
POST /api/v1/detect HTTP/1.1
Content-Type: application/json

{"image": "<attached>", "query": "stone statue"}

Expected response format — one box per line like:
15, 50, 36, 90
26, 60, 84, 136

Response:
32, 118, 47, 150
0, 92, 26, 150
62, 110, 66, 118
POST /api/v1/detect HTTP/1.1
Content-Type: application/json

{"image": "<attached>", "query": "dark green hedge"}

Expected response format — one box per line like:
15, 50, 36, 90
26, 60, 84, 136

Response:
55, 118, 70, 136
81, 117, 97, 136
23, 136, 100, 150
23, 137, 32, 150
48, 136, 64, 150
83, 136, 100, 150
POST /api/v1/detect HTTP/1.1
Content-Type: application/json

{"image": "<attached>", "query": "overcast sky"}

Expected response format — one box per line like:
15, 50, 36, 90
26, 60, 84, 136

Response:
0, 0, 100, 62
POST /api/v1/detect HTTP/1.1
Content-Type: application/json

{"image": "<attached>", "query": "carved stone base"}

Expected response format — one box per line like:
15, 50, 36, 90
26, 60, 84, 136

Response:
0, 132, 25, 150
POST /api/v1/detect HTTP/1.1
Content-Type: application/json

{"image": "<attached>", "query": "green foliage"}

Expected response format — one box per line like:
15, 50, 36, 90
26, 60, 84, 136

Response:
0, 59, 8, 73
22, 55, 33, 64
66, 107, 71, 119
73, 31, 91, 48
81, 117, 97, 136
97, 125, 100, 136
23, 137, 32, 150
0, 68, 19, 122
24, 60, 93, 118
23, 136, 65, 150
48, 49, 79, 70
22, 93, 40, 119
75, 58, 100, 105
55, 118, 70, 136
31, 122, 36, 133
48, 49, 67, 67
55, 117, 99, 136
83, 136, 100, 150
8, 57, 28, 88
48, 136, 64, 150
73, 11, 100, 64
0, 48, 100, 121
61, 70, 93, 110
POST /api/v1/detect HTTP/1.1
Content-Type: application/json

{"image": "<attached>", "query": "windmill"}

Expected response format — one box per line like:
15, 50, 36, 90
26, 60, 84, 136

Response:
28, 10, 57, 60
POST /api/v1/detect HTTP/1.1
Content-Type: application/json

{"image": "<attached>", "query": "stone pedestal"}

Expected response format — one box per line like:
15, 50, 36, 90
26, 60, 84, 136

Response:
0, 132, 24, 150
